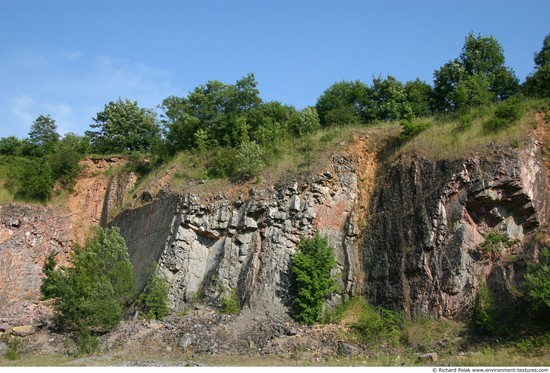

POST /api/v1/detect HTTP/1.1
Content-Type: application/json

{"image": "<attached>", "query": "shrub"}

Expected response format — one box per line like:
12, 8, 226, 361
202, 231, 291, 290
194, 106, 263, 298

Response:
6, 158, 55, 202
220, 288, 240, 315
5, 338, 20, 360
352, 304, 404, 346
291, 233, 339, 324
232, 141, 265, 180
524, 248, 550, 311
480, 231, 518, 259
473, 280, 499, 333
399, 119, 431, 142
483, 98, 524, 133
139, 268, 170, 320
41, 227, 136, 354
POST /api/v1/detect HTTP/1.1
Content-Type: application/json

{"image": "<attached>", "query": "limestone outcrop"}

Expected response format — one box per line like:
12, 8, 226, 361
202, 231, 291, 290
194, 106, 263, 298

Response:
112, 154, 360, 314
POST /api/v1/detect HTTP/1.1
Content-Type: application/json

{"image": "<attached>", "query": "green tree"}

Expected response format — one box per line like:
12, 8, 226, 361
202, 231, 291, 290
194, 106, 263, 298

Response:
161, 74, 262, 150
41, 227, 136, 352
294, 106, 320, 136
139, 266, 170, 320
404, 78, 434, 117
433, 32, 519, 111
291, 233, 339, 324
28, 115, 60, 155
368, 75, 409, 121
315, 80, 370, 126
0, 136, 22, 156
86, 98, 160, 153
232, 141, 265, 180
523, 34, 550, 98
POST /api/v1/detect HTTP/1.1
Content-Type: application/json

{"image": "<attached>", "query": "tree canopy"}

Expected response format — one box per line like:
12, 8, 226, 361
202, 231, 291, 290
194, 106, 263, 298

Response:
433, 32, 519, 111
86, 98, 160, 153
523, 33, 550, 98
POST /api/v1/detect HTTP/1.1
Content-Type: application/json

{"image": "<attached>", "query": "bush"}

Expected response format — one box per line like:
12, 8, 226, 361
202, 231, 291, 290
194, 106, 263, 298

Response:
232, 141, 265, 180
220, 288, 240, 315
291, 233, 339, 324
352, 304, 404, 346
483, 98, 524, 133
139, 267, 170, 320
41, 227, 136, 354
524, 248, 550, 311
6, 157, 54, 202
399, 120, 431, 142
5, 338, 20, 360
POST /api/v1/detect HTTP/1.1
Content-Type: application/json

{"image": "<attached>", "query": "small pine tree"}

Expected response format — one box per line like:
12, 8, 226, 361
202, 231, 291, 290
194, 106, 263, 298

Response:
291, 233, 339, 324
139, 267, 170, 320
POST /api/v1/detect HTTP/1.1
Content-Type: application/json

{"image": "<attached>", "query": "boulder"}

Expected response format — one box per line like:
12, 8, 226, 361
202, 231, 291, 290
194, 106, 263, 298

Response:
418, 352, 438, 363
11, 325, 36, 337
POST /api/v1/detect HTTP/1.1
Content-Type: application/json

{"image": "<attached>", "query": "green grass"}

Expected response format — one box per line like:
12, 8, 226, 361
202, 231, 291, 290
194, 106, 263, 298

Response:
394, 99, 549, 161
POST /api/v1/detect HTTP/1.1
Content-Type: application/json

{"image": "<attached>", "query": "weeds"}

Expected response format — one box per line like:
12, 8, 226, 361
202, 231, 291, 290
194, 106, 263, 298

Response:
5, 338, 20, 360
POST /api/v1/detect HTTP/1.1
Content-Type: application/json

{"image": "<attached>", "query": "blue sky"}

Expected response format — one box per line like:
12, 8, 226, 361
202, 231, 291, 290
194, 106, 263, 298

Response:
1, 0, 549, 138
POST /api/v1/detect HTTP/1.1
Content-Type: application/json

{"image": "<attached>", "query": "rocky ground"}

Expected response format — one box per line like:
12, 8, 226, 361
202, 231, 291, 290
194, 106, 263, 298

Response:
1, 304, 373, 366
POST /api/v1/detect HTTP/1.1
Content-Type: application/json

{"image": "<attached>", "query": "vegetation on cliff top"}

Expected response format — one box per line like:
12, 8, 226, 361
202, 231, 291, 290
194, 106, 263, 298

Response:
0, 32, 548, 204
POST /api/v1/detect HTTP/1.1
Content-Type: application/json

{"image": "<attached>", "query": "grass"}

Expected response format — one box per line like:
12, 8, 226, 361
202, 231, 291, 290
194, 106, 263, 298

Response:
394, 99, 548, 161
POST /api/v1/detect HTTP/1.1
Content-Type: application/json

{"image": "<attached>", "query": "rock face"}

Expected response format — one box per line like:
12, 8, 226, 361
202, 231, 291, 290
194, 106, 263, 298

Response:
110, 138, 549, 320
1, 126, 549, 328
113, 154, 360, 313
0, 158, 137, 327
362, 142, 548, 318
0, 204, 71, 325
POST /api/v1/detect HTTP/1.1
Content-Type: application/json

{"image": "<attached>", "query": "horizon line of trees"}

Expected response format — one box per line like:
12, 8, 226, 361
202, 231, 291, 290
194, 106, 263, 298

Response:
0, 32, 549, 202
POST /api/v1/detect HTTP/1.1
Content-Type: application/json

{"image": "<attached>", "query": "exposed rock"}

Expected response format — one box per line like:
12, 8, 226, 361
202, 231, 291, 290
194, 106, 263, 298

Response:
178, 333, 194, 350
113, 154, 359, 312
362, 141, 548, 318
11, 324, 36, 337
418, 352, 438, 363
338, 342, 361, 356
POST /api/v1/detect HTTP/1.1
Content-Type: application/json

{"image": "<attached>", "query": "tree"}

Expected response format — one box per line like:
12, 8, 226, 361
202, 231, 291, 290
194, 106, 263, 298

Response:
161, 74, 263, 151
291, 233, 339, 324
28, 115, 60, 155
294, 107, 320, 136
433, 32, 519, 111
534, 33, 550, 68
404, 78, 434, 117
523, 34, 550, 98
315, 80, 370, 126
41, 227, 136, 352
0, 136, 22, 156
139, 266, 170, 320
86, 98, 160, 153
368, 75, 409, 121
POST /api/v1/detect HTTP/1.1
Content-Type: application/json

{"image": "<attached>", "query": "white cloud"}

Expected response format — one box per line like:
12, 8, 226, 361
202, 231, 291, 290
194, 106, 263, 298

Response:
0, 45, 181, 138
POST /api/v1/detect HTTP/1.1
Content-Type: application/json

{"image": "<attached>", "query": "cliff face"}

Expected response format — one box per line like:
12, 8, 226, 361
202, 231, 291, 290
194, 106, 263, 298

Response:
110, 135, 548, 320
113, 154, 360, 314
1, 125, 548, 326
0, 157, 136, 325
362, 141, 548, 319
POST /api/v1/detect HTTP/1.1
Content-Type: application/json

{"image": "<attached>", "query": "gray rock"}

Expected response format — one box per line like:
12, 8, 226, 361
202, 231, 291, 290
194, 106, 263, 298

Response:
418, 352, 438, 363
338, 342, 361, 356
179, 334, 194, 350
